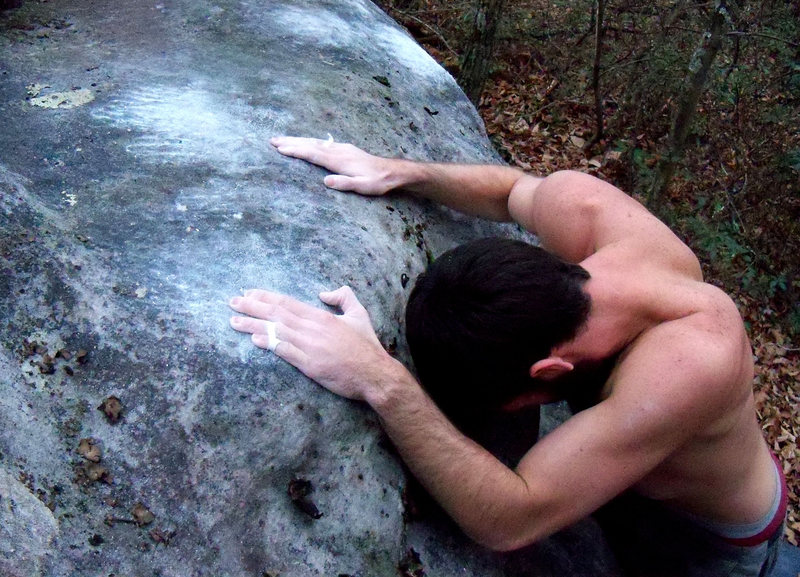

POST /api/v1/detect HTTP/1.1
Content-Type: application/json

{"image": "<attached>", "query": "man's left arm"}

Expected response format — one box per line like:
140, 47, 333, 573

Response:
229, 288, 708, 550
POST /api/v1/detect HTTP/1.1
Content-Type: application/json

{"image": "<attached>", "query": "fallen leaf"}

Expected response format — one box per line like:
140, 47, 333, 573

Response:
131, 502, 155, 526
98, 396, 123, 424
77, 438, 102, 462
569, 135, 586, 148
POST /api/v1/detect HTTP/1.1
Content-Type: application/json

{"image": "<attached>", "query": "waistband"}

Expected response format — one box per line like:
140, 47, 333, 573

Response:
699, 453, 788, 547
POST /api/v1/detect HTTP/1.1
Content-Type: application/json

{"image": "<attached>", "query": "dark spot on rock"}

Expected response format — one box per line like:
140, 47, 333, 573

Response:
400, 273, 409, 288
424, 106, 438, 116
288, 478, 323, 519
75, 349, 88, 364
372, 75, 390, 87
88, 534, 104, 546
37, 359, 55, 374
55, 348, 71, 361
63, 365, 74, 376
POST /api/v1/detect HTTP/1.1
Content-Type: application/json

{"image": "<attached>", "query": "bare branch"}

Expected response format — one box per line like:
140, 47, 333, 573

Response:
726, 30, 800, 48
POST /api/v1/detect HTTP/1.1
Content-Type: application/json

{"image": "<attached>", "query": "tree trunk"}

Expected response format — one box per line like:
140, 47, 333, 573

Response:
458, 0, 505, 105
648, 0, 728, 212
587, 0, 606, 150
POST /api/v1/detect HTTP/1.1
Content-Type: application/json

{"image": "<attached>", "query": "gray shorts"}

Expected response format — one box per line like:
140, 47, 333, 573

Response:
595, 493, 784, 577
595, 454, 787, 577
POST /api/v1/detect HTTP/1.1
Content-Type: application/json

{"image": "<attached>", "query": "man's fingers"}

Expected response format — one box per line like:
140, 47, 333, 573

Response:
270, 136, 327, 148
232, 290, 327, 322
324, 174, 383, 196
252, 331, 309, 367
229, 315, 269, 335
319, 286, 367, 316
270, 136, 336, 165
323, 174, 355, 191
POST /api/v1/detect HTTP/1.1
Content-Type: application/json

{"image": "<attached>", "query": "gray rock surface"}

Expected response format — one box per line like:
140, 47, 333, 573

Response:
0, 1, 619, 575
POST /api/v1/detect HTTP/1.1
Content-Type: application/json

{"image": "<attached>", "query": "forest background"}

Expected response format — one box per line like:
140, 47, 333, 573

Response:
375, 0, 799, 543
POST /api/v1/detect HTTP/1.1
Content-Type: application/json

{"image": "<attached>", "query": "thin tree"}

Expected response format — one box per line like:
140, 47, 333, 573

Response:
648, 0, 730, 211
458, 0, 506, 106
586, 0, 606, 150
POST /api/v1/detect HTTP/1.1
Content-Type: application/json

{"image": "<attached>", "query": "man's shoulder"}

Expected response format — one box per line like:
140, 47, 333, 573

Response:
612, 296, 751, 410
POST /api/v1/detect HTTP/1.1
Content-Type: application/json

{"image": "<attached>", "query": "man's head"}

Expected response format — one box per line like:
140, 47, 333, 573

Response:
405, 237, 591, 425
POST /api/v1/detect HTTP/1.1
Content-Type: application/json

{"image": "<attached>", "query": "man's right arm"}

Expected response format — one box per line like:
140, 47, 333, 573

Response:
271, 137, 700, 271
270, 136, 536, 222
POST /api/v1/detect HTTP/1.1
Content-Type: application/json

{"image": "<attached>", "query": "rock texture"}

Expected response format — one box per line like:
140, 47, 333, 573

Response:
0, 1, 619, 575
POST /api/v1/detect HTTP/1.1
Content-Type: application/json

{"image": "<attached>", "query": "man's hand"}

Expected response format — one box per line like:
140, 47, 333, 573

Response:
270, 136, 401, 196
229, 286, 401, 402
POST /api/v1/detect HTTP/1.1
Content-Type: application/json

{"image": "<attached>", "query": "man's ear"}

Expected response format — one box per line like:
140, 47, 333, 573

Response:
529, 357, 574, 381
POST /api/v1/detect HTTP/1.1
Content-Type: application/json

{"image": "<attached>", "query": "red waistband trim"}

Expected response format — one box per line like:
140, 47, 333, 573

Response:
721, 453, 787, 547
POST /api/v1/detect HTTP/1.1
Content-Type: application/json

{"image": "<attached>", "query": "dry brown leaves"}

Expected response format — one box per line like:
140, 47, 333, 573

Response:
741, 292, 800, 544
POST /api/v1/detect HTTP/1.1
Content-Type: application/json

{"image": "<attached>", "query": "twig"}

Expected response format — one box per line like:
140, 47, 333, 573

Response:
394, 11, 459, 57
725, 173, 748, 237
727, 30, 800, 48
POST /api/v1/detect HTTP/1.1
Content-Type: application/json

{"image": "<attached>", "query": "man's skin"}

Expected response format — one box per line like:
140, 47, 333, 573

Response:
228, 136, 778, 552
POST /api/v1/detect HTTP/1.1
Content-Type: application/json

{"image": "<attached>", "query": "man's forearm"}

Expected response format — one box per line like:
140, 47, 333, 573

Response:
365, 360, 543, 551
271, 137, 530, 223
389, 159, 526, 222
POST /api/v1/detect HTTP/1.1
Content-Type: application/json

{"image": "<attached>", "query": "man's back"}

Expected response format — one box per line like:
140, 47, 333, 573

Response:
512, 168, 778, 526
585, 242, 775, 525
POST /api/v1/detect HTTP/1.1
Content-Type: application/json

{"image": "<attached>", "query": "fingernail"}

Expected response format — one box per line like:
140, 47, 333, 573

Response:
230, 316, 241, 326
230, 297, 241, 306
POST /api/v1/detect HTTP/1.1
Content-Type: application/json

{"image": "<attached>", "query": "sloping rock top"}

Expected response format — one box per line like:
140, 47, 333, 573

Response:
0, 1, 618, 575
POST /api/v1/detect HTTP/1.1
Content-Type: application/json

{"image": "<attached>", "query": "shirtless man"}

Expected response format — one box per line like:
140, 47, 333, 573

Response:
228, 137, 787, 576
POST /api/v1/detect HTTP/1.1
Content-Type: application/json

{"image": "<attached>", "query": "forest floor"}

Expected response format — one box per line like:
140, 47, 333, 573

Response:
385, 6, 800, 544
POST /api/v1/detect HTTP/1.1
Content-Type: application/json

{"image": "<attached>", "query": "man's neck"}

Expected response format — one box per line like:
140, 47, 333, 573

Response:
556, 270, 653, 365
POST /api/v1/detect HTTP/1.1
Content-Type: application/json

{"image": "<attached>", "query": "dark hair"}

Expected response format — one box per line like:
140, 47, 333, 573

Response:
405, 237, 591, 424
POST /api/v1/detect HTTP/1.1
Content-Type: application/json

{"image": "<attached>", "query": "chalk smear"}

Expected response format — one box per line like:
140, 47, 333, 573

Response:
93, 85, 289, 173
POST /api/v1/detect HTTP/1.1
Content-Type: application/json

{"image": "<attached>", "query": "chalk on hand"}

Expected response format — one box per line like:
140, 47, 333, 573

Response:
264, 320, 281, 352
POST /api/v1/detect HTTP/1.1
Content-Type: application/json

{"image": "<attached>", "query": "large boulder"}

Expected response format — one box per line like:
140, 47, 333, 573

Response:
0, 1, 619, 575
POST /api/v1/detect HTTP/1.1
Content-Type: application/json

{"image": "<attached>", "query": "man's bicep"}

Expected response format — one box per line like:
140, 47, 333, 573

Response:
512, 399, 683, 535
